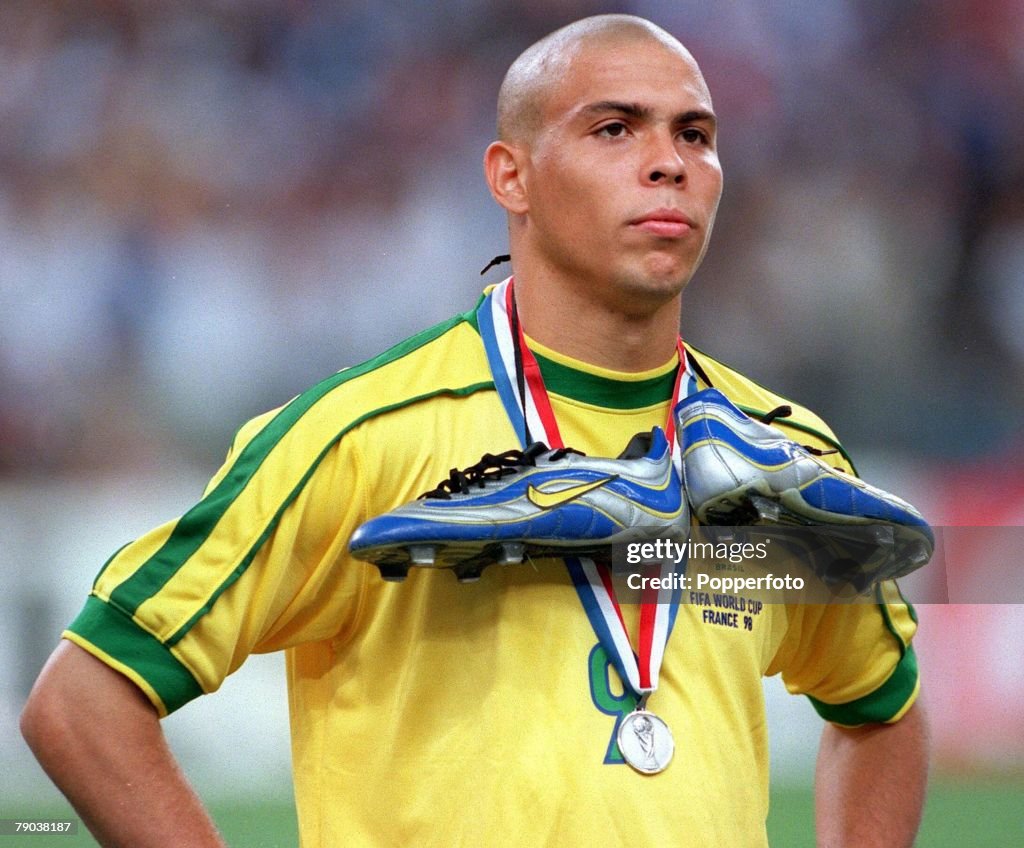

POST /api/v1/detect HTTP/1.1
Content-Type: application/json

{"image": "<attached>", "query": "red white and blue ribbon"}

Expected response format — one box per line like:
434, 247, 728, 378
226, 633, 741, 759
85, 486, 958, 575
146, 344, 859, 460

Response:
477, 277, 696, 696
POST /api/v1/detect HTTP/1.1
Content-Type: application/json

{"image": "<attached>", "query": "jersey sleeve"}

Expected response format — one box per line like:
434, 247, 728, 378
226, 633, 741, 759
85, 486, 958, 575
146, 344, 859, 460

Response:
767, 581, 919, 726
761, 450, 921, 726
62, 398, 371, 717
680, 347, 922, 725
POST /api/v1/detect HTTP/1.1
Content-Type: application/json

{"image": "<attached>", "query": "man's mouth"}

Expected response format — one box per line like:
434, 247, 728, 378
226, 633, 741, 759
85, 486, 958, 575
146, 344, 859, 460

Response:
630, 208, 696, 238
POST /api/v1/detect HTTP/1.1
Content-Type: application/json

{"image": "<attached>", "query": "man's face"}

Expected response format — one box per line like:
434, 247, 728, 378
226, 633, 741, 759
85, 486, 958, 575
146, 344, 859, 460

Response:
518, 38, 722, 313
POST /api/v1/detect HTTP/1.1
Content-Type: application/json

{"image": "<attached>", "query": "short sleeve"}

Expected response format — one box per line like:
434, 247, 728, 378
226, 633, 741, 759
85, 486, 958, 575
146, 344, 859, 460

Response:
767, 580, 919, 726
63, 402, 370, 716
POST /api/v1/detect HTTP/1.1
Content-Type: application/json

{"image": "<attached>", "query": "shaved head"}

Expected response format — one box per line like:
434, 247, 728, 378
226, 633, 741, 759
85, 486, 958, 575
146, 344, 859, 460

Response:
497, 15, 700, 144
483, 13, 723, 366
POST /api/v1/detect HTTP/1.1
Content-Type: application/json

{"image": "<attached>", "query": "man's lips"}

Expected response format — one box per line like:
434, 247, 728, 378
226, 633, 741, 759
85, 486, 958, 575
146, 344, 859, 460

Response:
629, 209, 696, 238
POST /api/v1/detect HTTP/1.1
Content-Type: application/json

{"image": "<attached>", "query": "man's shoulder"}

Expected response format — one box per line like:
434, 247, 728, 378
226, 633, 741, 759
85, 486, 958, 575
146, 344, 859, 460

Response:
230, 308, 494, 457
687, 344, 853, 467
308, 306, 492, 408
339, 307, 490, 391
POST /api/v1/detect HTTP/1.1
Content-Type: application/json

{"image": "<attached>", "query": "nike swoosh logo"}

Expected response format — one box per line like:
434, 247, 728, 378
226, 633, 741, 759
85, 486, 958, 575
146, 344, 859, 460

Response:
527, 476, 618, 510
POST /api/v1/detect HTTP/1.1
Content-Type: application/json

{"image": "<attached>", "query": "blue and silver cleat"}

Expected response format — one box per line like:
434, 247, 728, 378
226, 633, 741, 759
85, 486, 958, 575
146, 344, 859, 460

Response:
674, 388, 933, 583
349, 427, 689, 583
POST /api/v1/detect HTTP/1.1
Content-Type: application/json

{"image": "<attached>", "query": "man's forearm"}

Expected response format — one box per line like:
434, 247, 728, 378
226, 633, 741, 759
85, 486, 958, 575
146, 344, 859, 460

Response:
814, 701, 929, 848
21, 641, 225, 848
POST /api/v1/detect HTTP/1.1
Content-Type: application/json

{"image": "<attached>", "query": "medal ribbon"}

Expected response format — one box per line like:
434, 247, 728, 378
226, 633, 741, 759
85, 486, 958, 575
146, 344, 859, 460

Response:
478, 277, 696, 696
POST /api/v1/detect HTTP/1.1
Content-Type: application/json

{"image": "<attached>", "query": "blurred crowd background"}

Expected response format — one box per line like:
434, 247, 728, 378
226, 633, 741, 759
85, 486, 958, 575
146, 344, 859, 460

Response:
2, 0, 1023, 828
0, 0, 1021, 474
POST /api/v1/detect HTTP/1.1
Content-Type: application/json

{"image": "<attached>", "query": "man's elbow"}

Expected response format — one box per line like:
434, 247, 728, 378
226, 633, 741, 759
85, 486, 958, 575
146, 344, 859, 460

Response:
21, 640, 158, 767
21, 672, 68, 766
20, 645, 82, 762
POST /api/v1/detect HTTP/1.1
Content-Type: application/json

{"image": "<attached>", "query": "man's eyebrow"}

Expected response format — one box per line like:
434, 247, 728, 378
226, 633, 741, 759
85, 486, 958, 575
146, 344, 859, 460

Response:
675, 109, 717, 128
579, 101, 651, 120
578, 101, 717, 128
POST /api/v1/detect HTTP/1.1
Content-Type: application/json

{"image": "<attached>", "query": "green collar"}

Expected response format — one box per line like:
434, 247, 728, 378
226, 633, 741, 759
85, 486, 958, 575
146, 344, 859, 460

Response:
533, 349, 676, 410
463, 296, 675, 410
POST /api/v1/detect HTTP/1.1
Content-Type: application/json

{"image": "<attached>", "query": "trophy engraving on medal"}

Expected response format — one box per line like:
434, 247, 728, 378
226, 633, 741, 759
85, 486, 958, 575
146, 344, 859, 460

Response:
617, 710, 675, 775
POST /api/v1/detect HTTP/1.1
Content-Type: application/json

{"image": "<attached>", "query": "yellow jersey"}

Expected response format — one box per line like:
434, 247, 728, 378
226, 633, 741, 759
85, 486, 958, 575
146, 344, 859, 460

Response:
65, 296, 918, 847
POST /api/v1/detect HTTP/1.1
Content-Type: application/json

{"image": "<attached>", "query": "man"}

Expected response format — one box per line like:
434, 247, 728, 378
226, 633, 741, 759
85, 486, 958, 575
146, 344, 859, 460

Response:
21, 15, 927, 847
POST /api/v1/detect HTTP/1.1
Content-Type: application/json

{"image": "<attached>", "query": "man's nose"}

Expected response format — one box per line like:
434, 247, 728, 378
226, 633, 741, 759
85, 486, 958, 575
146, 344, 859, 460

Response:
643, 134, 686, 186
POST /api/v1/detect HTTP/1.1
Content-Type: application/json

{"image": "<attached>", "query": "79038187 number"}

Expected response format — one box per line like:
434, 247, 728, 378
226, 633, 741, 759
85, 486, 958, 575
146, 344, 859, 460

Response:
0, 819, 79, 835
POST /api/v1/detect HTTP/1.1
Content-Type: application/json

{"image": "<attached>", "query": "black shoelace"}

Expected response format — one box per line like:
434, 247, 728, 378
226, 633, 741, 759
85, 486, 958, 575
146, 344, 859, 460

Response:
421, 442, 583, 500
758, 404, 839, 460
758, 405, 792, 426
480, 254, 511, 275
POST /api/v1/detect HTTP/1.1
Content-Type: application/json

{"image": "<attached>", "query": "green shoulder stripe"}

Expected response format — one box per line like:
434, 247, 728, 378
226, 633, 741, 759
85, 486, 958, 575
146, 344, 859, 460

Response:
686, 345, 859, 476
807, 643, 919, 726
108, 311, 474, 618
734, 405, 858, 476
462, 291, 486, 332
165, 380, 493, 646
876, 580, 918, 645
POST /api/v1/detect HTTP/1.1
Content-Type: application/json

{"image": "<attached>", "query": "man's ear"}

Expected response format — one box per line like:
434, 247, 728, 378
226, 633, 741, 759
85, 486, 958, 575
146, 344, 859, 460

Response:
484, 141, 529, 216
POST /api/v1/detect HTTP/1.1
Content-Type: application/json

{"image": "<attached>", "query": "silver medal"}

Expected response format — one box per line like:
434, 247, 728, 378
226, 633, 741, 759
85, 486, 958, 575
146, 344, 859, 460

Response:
617, 709, 675, 775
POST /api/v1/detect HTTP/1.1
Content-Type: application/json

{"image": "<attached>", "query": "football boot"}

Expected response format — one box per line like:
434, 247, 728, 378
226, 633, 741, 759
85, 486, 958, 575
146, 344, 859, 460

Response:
349, 427, 688, 583
674, 388, 933, 583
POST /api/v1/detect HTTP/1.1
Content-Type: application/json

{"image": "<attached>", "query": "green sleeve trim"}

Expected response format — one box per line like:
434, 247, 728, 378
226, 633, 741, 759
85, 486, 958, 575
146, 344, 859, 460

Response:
807, 643, 919, 726
67, 595, 204, 714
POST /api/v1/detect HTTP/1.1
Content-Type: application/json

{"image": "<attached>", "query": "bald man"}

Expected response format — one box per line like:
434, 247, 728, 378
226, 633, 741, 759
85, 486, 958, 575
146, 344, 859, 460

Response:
22, 15, 927, 848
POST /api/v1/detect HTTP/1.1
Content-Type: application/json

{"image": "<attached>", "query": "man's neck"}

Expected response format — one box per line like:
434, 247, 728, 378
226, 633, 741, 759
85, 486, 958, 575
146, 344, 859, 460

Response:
511, 275, 683, 373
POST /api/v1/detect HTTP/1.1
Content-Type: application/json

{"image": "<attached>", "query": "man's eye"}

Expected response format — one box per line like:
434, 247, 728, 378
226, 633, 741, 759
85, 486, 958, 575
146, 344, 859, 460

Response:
598, 122, 628, 138
680, 128, 707, 144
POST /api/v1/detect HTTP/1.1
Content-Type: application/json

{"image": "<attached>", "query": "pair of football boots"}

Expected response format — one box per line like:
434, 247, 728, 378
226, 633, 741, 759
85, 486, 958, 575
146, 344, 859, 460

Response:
349, 389, 933, 587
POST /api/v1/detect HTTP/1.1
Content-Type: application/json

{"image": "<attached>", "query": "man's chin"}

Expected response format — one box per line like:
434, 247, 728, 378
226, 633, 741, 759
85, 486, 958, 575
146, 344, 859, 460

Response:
609, 274, 689, 318
627, 262, 692, 296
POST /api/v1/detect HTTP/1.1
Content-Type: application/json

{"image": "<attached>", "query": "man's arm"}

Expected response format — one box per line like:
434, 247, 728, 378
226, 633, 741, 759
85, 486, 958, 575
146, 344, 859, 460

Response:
814, 700, 929, 848
20, 641, 225, 848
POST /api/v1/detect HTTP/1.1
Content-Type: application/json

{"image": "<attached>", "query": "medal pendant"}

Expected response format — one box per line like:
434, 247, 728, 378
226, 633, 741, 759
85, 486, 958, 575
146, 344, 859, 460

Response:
617, 709, 674, 775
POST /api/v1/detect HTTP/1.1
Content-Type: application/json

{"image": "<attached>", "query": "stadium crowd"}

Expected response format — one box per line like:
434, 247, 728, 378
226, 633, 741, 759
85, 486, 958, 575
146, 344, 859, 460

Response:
1, 0, 1021, 474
